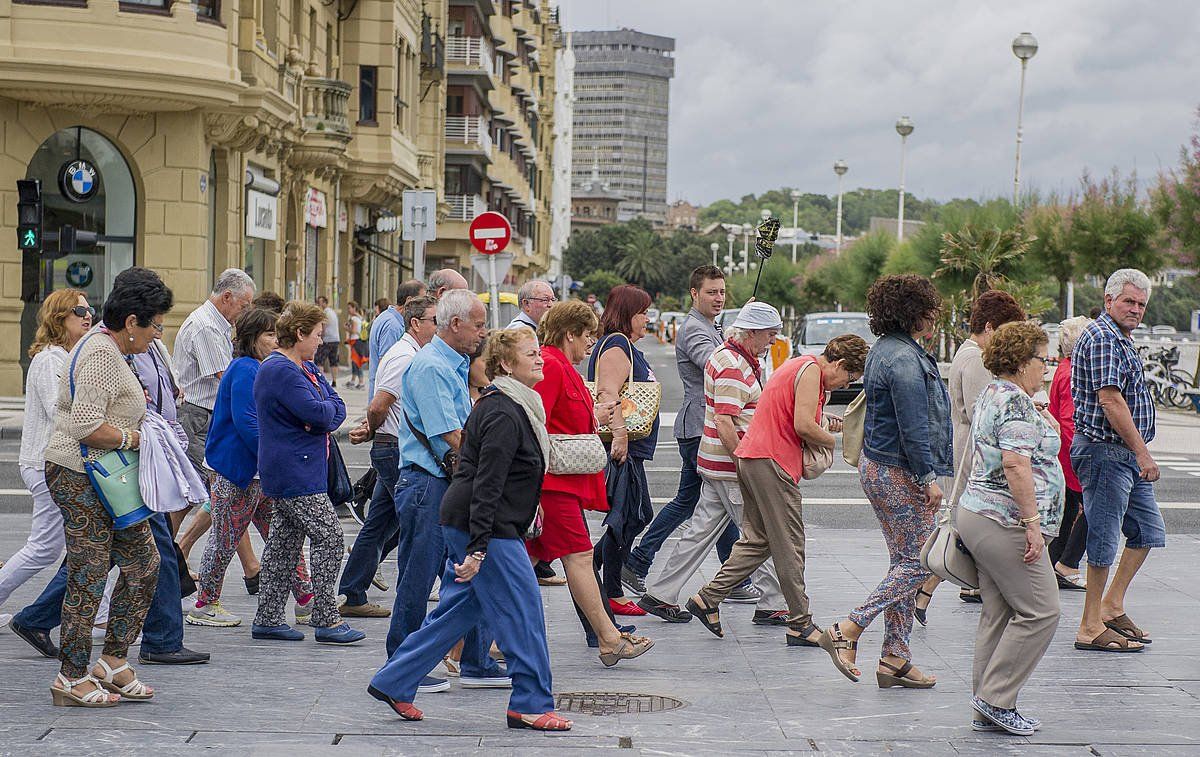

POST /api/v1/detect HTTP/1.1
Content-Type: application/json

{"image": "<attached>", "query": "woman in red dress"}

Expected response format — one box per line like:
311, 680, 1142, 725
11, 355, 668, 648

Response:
528, 301, 653, 666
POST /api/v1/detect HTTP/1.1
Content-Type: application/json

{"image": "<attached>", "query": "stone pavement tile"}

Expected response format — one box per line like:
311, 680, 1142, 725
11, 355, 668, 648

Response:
1093, 745, 1200, 756
809, 739, 964, 756
943, 741, 1094, 756
35, 727, 191, 748
186, 730, 339, 749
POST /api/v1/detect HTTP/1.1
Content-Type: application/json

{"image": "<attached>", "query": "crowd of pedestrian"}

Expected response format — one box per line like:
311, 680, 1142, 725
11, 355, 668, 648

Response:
0, 262, 1168, 736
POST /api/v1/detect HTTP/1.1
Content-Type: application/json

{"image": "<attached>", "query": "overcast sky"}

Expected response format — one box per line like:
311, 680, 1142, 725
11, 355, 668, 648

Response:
556, 0, 1200, 206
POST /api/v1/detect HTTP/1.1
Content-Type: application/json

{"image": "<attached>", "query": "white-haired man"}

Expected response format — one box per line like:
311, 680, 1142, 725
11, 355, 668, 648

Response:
1071, 268, 1165, 653
506, 280, 557, 333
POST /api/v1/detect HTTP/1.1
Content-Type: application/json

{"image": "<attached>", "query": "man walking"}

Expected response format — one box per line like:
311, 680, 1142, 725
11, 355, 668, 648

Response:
383, 290, 505, 692
1071, 269, 1165, 653
622, 266, 748, 600
506, 280, 557, 333
342, 295, 438, 618
368, 279, 427, 397
316, 295, 341, 387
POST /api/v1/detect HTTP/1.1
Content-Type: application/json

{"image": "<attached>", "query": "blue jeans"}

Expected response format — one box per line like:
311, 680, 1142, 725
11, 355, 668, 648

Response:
627, 437, 738, 577
14, 513, 184, 654
1072, 438, 1166, 568
338, 442, 401, 606
385, 466, 496, 678
371, 528, 553, 713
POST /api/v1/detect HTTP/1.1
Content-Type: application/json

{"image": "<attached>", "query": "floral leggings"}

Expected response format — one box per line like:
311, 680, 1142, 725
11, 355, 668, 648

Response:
848, 458, 938, 660
196, 475, 312, 606
253, 492, 345, 629
46, 462, 160, 678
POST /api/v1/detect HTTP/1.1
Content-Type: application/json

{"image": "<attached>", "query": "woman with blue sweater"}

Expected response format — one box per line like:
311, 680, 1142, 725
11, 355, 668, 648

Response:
189, 308, 313, 628
251, 302, 363, 645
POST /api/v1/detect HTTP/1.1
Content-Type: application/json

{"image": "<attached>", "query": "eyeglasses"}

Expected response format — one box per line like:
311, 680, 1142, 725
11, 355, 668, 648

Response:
528, 296, 558, 304
149, 322, 165, 334
1030, 355, 1047, 364
70, 306, 95, 319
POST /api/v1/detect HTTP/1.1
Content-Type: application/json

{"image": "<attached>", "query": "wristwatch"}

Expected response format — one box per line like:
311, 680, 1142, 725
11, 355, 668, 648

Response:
916, 471, 937, 488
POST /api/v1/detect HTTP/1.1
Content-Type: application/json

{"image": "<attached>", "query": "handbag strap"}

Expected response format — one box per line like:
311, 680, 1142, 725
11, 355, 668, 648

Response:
68, 331, 103, 459
590, 332, 636, 386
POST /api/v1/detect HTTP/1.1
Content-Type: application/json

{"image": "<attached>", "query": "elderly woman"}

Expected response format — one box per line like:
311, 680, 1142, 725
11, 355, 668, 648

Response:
1047, 316, 1092, 590
0, 290, 92, 628
958, 322, 1064, 735
251, 302, 361, 645
188, 308, 313, 627
43, 274, 174, 706
529, 300, 653, 664
588, 284, 660, 617
369, 329, 573, 731
820, 274, 951, 688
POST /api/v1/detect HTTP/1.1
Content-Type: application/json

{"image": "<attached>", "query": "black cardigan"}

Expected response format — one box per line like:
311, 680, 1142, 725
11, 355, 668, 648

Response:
440, 388, 545, 554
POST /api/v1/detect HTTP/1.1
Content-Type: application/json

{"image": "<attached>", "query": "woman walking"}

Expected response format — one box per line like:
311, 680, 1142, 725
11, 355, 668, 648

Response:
529, 301, 653, 663
43, 274, 174, 706
0, 290, 92, 628
251, 302, 362, 645
369, 329, 572, 730
588, 285, 660, 617
820, 274, 952, 688
1047, 316, 1092, 590
958, 322, 1063, 735
187, 308, 313, 627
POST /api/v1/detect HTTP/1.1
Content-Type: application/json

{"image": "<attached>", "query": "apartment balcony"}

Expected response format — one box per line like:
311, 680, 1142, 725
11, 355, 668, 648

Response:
445, 36, 495, 81
445, 115, 493, 159
291, 77, 352, 170
446, 194, 487, 222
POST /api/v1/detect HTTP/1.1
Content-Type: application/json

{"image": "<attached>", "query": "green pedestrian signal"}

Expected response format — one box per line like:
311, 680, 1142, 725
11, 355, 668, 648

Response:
18, 226, 40, 250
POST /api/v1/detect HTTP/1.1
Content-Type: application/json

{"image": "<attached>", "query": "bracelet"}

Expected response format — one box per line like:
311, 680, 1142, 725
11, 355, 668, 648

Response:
119, 429, 129, 450
1018, 515, 1042, 525
468, 551, 486, 563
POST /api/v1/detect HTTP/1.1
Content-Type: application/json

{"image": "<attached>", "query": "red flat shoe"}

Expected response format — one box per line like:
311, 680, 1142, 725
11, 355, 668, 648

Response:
367, 685, 423, 721
609, 598, 648, 617
506, 710, 573, 731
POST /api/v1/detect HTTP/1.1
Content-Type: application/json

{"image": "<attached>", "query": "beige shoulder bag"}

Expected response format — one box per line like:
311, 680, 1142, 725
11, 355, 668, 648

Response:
585, 334, 661, 443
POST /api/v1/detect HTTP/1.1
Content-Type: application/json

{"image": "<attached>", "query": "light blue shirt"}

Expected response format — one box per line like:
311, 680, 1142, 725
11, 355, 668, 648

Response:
367, 307, 403, 397
399, 335, 471, 478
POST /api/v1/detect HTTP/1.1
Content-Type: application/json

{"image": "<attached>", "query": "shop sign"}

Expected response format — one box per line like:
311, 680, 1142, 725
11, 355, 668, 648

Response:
246, 189, 278, 241
59, 160, 98, 203
306, 188, 328, 228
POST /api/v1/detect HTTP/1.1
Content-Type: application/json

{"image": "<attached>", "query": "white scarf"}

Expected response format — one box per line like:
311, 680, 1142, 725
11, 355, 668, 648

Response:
491, 375, 550, 472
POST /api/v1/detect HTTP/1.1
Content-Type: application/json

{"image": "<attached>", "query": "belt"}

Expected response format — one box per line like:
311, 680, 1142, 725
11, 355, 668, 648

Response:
181, 401, 213, 415
374, 432, 398, 446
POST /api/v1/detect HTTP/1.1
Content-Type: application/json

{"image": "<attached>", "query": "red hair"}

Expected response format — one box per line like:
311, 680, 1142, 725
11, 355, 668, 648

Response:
599, 284, 652, 337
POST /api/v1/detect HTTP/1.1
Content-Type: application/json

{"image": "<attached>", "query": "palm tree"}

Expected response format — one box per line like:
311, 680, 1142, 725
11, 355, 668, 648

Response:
935, 224, 1034, 300
616, 228, 666, 292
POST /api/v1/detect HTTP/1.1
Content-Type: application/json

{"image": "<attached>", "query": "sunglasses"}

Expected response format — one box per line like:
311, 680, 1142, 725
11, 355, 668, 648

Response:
71, 306, 96, 319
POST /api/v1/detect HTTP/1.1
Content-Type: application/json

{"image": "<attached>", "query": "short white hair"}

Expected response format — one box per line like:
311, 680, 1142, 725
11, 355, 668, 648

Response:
518, 279, 552, 303
212, 268, 255, 297
436, 289, 481, 328
726, 326, 751, 343
1104, 269, 1151, 300
1058, 316, 1091, 358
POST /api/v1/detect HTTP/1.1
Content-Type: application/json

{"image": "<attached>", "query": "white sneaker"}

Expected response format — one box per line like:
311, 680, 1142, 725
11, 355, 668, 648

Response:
295, 599, 313, 626
185, 602, 242, 627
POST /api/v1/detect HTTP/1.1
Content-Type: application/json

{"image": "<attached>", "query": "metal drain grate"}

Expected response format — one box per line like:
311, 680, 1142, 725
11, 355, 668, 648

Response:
554, 691, 685, 716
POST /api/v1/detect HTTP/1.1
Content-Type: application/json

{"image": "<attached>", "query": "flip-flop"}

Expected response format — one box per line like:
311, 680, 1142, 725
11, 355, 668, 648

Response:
1105, 613, 1152, 644
1074, 627, 1144, 652
684, 596, 723, 638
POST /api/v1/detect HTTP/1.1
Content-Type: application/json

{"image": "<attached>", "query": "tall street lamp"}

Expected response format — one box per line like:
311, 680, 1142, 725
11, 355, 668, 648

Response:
895, 116, 914, 242
726, 229, 736, 276
790, 189, 801, 263
833, 160, 848, 255
1011, 31, 1038, 207
710, 242, 720, 268
742, 222, 753, 276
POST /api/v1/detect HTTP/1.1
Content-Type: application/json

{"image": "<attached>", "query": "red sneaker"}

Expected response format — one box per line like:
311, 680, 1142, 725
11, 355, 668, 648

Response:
609, 598, 648, 616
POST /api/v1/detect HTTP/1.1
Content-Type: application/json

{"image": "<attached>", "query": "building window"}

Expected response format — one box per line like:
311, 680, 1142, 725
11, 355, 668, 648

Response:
119, 0, 171, 13
192, 0, 218, 20
358, 65, 378, 125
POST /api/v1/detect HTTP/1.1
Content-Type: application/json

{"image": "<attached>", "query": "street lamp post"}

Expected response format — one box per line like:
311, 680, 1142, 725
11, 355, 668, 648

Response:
742, 222, 752, 276
1011, 32, 1038, 207
833, 160, 848, 254
790, 189, 801, 263
895, 116, 914, 242
710, 242, 719, 268
726, 229, 736, 276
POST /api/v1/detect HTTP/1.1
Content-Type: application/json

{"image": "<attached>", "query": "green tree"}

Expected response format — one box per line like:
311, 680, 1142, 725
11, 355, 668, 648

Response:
1151, 107, 1200, 268
726, 259, 807, 311
579, 269, 624, 303
936, 224, 1034, 300
1023, 201, 1075, 311
803, 231, 894, 310
616, 227, 667, 292
1068, 170, 1162, 278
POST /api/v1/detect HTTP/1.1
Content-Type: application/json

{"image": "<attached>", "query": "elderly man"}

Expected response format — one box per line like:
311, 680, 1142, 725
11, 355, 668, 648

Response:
368, 279, 427, 398
428, 268, 470, 300
1071, 269, 1165, 653
382, 290, 505, 692
639, 303, 788, 625
342, 295, 439, 618
506, 280, 557, 333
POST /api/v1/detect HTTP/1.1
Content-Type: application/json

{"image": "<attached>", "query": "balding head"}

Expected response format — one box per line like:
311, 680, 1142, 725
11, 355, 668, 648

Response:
518, 280, 556, 323
428, 269, 469, 300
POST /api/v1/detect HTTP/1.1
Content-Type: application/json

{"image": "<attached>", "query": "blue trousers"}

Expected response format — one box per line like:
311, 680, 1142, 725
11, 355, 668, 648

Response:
372, 527, 553, 713
338, 441, 401, 606
385, 466, 495, 677
627, 437, 738, 577
13, 512, 184, 654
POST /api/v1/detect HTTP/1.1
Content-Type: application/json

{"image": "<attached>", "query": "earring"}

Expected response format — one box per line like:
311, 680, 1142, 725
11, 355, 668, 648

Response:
129, 336, 135, 342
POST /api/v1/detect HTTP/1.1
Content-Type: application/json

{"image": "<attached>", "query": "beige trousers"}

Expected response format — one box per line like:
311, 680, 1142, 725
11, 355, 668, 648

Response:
957, 507, 1061, 709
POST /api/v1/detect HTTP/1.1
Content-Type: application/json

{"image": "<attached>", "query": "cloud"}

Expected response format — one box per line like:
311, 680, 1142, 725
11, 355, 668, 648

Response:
556, 0, 1200, 204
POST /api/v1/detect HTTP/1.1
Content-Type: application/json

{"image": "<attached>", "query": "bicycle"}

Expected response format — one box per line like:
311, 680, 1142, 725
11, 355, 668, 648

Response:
1140, 345, 1194, 409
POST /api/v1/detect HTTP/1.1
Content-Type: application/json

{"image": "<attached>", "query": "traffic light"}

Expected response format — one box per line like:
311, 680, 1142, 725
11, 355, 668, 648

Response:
17, 179, 42, 252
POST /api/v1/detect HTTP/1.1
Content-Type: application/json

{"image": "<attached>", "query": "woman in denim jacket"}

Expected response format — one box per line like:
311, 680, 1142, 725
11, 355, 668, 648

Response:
819, 274, 952, 688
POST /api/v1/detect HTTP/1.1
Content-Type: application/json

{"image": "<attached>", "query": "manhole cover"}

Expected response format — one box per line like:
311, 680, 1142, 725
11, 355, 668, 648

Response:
554, 691, 685, 716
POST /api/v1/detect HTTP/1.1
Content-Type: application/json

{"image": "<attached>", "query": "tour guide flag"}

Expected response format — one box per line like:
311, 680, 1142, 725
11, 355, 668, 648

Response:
751, 215, 780, 299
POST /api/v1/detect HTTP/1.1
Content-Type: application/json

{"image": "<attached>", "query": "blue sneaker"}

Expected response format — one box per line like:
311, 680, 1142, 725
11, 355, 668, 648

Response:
971, 697, 1035, 736
252, 624, 304, 641
314, 623, 365, 645
417, 675, 450, 693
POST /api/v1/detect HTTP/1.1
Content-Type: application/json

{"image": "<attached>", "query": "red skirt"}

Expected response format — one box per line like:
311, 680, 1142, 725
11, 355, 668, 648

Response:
526, 490, 595, 563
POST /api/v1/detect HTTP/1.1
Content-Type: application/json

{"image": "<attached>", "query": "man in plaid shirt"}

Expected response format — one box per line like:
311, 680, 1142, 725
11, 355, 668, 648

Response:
1070, 268, 1164, 653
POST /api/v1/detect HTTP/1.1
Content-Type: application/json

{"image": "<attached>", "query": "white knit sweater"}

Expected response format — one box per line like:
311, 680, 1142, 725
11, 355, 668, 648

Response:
19, 346, 68, 470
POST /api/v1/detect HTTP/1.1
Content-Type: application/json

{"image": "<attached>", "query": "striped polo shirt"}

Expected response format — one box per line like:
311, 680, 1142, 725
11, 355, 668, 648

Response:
697, 342, 762, 481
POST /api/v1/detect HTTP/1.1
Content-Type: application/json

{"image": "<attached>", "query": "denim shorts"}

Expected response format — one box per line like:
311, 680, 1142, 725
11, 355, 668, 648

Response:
1071, 438, 1166, 568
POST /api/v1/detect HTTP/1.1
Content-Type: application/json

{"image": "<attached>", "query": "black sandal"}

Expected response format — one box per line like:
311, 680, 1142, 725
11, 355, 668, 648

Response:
785, 622, 821, 647
914, 588, 934, 626
685, 595, 723, 638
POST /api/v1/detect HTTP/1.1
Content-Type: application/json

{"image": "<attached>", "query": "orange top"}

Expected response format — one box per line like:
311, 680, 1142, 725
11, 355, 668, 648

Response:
735, 355, 824, 484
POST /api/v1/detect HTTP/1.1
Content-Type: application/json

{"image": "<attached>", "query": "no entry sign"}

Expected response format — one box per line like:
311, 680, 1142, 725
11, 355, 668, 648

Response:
469, 211, 512, 254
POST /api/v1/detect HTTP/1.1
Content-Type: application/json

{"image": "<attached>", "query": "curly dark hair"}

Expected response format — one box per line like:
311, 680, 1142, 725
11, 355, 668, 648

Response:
865, 274, 942, 337
824, 334, 870, 376
253, 291, 286, 314
982, 322, 1048, 376
104, 267, 174, 332
968, 290, 1025, 335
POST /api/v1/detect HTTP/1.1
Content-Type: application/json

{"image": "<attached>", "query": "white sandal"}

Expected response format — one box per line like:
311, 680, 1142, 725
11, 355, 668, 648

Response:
50, 673, 119, 708
93, 658, 154, 700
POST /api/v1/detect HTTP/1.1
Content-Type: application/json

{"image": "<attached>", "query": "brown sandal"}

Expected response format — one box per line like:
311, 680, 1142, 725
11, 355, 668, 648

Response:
1074, 627, 1144, 652
1104, 614, 1151, 644
818, 622, 860, 682
876, 658, 936, 689
685, 595, 723, 638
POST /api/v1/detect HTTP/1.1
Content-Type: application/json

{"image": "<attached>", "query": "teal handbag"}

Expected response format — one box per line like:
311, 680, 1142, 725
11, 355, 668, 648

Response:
68, 333, 154, 530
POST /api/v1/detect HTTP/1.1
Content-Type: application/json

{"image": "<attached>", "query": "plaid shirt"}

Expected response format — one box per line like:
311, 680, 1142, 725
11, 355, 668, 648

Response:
1071, 312, 1155, 445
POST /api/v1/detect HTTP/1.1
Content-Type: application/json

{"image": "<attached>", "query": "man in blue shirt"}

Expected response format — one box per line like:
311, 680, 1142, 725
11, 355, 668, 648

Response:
367, 279, 426, 397
378, 289, 507, 692
1070, 268, 1164, 653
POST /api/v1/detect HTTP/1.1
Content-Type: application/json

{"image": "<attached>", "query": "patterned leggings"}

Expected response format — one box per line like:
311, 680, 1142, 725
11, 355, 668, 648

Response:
848, 458, 938, 660
46, 463, 160, 678
196, 475, 312, 606
252, 492, 345, 629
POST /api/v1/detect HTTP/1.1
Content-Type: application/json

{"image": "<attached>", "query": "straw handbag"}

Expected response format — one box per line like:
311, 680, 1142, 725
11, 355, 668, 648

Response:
585, 334, 661, 443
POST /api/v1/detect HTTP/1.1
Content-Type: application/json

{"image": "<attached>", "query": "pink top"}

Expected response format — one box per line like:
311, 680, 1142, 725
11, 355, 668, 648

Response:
1048, 358, 1081, 492
735, 355, 824, 484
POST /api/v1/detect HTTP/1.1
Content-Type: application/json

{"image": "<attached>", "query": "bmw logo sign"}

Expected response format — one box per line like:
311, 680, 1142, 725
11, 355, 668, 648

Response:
59, 159, 99, 203
66, 261, 94, 288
